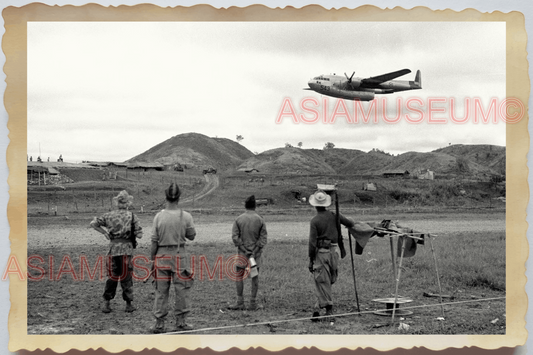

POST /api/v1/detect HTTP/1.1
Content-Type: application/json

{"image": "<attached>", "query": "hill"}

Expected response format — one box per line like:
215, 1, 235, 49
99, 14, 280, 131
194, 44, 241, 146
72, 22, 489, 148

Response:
434, 144, 506, 175
127, 132, 504, 178
340, 150, 394, 175
236, 147, 336, 174
128, 133, 254, 171
236, 144, 505, 178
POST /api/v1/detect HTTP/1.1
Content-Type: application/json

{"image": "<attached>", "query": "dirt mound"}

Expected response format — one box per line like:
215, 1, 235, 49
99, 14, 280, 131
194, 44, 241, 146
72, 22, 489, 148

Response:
129, 132, 254, 171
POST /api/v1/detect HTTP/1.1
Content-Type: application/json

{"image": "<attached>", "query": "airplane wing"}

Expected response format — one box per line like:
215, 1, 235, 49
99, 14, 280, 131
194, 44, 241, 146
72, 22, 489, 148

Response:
361, 69, 412, 87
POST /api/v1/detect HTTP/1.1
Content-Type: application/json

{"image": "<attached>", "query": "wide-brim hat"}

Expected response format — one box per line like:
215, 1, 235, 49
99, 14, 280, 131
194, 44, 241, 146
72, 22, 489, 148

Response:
309, 190, 331, 207
113, 190, 133, 208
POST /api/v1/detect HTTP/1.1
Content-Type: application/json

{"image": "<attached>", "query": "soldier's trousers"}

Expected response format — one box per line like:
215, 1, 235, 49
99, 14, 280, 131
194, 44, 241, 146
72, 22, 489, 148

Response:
103, 255, 133, 302
313, 246, 339, 308
153, 252, 194, 319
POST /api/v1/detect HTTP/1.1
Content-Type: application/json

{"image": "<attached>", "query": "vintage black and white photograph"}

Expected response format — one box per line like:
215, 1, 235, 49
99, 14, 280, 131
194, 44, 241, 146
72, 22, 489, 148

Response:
16, 5, 526, 350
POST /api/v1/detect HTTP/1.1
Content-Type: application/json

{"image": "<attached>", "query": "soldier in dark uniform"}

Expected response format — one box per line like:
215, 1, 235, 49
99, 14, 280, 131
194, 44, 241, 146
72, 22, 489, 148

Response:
308, 190, 354, 322
228, 195, 268, 311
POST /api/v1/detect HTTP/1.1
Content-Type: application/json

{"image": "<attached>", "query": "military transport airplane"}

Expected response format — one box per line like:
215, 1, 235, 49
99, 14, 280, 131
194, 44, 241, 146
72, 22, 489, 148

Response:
305, 68, 421, 101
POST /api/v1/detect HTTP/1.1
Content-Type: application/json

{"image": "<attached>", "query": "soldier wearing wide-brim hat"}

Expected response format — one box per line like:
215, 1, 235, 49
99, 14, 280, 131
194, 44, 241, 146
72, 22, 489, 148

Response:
308, 190, 354, 322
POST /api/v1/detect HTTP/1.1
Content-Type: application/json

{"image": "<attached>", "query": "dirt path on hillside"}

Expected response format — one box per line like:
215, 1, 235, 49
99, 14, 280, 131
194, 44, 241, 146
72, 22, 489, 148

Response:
181, 174, 219, 204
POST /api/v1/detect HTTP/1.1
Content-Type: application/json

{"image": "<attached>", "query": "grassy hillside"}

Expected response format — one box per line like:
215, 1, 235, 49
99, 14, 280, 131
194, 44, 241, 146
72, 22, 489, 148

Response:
125, 132, 504, 179
434, 144, 506, 176
236, 147, 336, 174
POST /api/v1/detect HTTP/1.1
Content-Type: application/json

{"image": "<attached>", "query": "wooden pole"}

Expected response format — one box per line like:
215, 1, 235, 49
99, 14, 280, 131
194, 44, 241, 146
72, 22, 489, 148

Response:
428, 234, 445, 318
391, 236, 407, 324
389, 237, 397, 290
347, 232, 361, 314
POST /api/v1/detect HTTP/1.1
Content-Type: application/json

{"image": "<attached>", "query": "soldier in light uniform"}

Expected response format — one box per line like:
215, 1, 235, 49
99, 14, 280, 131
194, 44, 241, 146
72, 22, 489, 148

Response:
150, 183, 196, 333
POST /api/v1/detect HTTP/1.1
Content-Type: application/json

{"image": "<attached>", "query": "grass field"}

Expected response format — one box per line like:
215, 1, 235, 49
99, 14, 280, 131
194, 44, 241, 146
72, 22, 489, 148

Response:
27, 211, 505, 335
27, 167, 505, 217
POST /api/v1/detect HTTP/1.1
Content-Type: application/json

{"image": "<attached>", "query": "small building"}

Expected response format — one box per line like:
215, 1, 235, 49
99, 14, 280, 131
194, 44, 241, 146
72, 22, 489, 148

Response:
109, 162, 129, 169
27, 163, 61, 185
383, 170, 410, 178
256, 197, 273, 206
86, 161, 112, 167
417, 169, 435, 180
363, 182, 377, 191
127, 162, 164, 171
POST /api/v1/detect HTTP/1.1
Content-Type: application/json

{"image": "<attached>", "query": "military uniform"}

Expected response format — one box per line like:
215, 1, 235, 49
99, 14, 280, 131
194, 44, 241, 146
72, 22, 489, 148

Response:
90, 209, 142, 308
151, 209, 196, 327
229, 197, 268, 310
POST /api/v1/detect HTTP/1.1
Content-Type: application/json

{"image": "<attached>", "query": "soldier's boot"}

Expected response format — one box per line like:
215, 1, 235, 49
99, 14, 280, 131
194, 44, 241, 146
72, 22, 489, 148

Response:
150, 318, 165, 334
125, 301, 136, 313
175, 313, 193, 331
311, 311, 321, 322
248, 299, 263, 311
228, 295, 245, 310
102, 300, 111, 313
325, 305, 335, 323
248, 277, 262, 311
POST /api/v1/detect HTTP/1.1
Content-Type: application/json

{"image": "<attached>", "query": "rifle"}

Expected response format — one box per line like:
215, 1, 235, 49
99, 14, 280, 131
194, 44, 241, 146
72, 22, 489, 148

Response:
129, 212, 137, 249
335, 190, 360, 313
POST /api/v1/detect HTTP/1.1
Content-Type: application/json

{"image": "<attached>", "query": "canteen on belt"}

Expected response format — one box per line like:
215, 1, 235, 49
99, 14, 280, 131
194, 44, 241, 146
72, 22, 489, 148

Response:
249, 257, 259, 278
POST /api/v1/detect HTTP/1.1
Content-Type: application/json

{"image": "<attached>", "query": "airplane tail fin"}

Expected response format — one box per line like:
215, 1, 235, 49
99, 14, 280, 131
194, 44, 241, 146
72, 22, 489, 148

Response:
414, 70, 421, 88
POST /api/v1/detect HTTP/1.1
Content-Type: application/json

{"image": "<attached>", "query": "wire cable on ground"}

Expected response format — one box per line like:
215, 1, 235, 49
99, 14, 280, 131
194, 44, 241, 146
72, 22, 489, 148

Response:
162, 296, 505, 335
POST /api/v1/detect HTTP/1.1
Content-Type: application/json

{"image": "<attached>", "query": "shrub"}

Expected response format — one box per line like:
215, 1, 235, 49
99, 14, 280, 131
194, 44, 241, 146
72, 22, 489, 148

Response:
388, 189, 420, 203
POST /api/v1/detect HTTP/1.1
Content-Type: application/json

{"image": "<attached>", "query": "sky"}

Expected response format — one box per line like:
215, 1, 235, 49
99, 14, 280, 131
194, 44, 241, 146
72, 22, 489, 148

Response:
28, 21, 506, 163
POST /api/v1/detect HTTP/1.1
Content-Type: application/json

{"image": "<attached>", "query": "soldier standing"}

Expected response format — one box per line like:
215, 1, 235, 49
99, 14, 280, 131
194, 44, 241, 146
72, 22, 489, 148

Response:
228, 195, 268, 311
150, 183, 196, 333
308, 190, 354, 322
90, 190, 143, 313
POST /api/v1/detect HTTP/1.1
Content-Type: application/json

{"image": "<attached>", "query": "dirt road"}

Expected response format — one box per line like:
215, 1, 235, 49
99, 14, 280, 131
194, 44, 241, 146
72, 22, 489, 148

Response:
181, 174, 219, 204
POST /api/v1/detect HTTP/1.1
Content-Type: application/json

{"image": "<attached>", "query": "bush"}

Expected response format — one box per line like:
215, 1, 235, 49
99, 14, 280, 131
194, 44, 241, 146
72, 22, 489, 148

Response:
430, 182, 460, 199
354, 192, 375, 203
388, 189, 420, 203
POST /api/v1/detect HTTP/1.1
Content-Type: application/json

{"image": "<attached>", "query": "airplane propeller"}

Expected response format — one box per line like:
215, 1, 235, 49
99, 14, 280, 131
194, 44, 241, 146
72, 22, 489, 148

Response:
344, 72, 355, 89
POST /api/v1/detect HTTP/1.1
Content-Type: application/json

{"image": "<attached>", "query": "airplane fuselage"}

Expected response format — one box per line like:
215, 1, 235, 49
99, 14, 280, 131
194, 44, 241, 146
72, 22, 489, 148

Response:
307, 71, 421, 101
